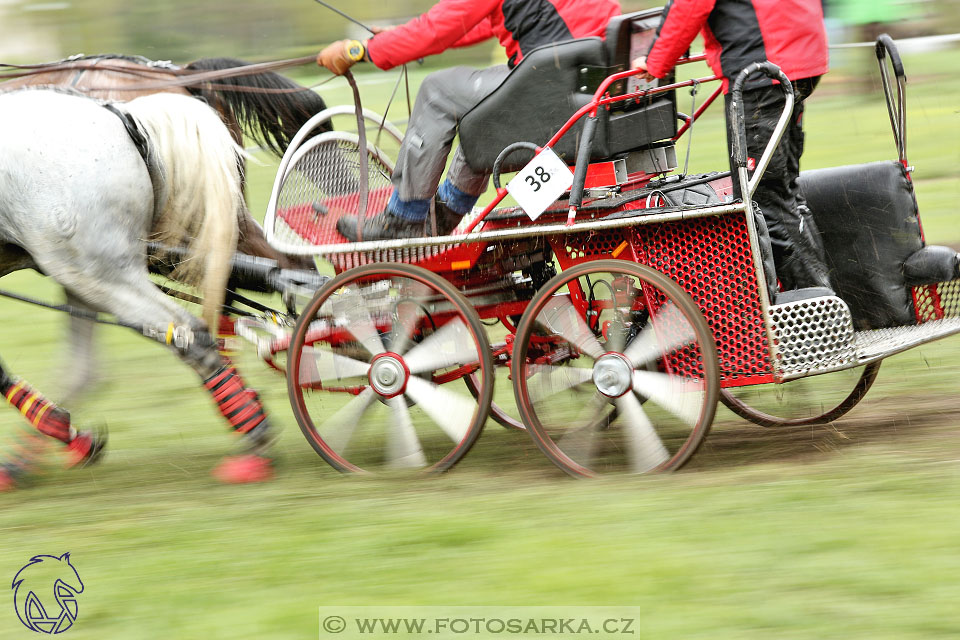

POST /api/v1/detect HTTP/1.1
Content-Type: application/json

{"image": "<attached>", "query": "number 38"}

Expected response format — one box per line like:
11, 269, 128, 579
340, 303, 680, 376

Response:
524, 166, 552, 192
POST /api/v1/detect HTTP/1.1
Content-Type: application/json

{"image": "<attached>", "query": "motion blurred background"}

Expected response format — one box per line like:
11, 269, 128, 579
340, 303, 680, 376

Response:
0, 0, 956, 64
2, 1, 960, 638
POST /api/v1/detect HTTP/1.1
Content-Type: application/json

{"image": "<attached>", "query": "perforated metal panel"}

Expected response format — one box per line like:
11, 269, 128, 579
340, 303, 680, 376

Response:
638, 213, 772, 385
552, 212, 773, 384
768, 296, 856, 376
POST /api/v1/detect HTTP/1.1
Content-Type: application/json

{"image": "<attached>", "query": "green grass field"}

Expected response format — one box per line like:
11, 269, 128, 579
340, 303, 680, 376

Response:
2, 46, 960, 639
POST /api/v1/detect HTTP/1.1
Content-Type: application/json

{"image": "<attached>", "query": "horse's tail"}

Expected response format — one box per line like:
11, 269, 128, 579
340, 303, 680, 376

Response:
184, 57, 330, 157
122, 93, 246, 329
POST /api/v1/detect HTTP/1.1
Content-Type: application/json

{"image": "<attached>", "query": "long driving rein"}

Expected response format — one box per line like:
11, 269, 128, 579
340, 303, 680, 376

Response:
0, 54, 320, 94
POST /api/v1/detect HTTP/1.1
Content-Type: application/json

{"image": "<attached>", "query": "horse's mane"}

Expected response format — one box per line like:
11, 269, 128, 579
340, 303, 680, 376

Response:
184, 57, 329, 157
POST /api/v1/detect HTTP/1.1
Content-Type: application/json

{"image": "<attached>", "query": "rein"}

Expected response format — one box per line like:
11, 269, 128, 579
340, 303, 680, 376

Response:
0, 55, 319, 94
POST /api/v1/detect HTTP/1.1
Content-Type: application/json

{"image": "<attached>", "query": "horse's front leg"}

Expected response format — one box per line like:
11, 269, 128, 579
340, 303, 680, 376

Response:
176, 329, 276, 483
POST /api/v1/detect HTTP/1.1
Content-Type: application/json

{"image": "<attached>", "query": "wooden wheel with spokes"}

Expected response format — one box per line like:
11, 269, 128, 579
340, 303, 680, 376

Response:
512, 260, 720, 477
287, 263, 493, 473
720, 362, 880, 427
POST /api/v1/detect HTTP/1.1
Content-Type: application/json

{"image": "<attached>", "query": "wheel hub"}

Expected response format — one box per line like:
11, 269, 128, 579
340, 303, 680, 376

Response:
592, 353, 633, 398
369, 353, 409, 398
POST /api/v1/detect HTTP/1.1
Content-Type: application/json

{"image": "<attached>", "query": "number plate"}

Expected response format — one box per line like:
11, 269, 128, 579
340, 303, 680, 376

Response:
506, 148, 574, 221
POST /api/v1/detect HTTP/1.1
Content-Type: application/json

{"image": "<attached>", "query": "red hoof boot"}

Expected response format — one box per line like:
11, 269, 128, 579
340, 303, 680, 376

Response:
212, 455, 274, 484
65, 428, 108, 469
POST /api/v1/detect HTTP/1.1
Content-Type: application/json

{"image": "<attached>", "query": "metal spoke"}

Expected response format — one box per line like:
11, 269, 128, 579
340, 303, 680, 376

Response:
388, 280, 433, 355
606, 289, 641, 354
403, 318, 479, 374
318, 388, 377, 455
555, 393, 611, 466
536, 296, 605, 359
388, 302, 424, 356
632, 370, 704, 427
404, 376, 476, 443
605, 317, 628, 354
614, 393, 671, 474
386, 396, 427, 468
298, 345, 371, 384
623, 301, 696, 366
528, 364, 595, 402
328, 287, 385, 357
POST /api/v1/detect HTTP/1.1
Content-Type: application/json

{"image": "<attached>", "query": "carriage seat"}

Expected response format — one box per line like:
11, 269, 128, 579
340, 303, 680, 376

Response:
458, 9, 677, 173
799, 161, 959, 330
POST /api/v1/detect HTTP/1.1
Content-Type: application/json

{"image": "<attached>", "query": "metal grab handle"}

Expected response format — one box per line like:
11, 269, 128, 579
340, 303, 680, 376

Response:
875, 34, 905, 78
875, 34, 907, 164
728, 61, 795, 200
491, 141, 540, 189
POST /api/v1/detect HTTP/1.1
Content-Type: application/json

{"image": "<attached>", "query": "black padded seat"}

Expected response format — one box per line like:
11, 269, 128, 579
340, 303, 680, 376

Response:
458, 10, 678, 173
799, 160, 956, 329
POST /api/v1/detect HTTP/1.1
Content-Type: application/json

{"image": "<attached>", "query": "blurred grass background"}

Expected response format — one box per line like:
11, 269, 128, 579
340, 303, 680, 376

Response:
2, 1, 960, 638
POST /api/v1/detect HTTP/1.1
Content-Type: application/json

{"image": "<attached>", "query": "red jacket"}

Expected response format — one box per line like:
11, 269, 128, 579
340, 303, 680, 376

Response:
366, 0, 621, 70
645, 0, 828, 92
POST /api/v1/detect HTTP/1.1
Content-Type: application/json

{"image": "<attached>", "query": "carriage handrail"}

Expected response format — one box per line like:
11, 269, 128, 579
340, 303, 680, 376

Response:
728, 61, 795, 201
875, 34, 907, 165
543, 73, 719, 149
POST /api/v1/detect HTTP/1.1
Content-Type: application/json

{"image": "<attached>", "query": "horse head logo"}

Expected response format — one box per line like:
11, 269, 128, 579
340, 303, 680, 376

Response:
12, 553, 84, 634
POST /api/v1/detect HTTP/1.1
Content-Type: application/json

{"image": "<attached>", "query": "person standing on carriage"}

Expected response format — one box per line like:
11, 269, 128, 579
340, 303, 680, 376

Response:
317, 0, 622, 241
633, 0, 833, 293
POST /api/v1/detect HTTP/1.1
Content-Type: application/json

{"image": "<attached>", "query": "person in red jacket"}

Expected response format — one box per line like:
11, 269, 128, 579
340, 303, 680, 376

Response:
634, 0, 832, 293
318, 0, 621, 241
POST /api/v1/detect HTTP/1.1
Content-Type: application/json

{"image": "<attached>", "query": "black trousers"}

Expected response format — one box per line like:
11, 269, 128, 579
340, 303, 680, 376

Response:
725, 77, 831, 292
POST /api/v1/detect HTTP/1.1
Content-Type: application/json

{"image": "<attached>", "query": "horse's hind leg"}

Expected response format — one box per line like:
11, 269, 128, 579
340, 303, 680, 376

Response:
0, 356, 106, 490
59, 294, 102, 405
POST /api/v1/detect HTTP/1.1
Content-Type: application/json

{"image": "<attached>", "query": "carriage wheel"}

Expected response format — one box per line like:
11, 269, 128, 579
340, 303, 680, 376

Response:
464, 372, 525, 430
512, 260, 720, 477
719, 362, 881, 427
287, 263, 493, 473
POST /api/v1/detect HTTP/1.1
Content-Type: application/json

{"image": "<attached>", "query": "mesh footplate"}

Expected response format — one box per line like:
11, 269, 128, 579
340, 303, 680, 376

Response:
768, 296, 857, 377
267, 132, 472, 271
270, 133, 393, 248
855, 316, 960, 361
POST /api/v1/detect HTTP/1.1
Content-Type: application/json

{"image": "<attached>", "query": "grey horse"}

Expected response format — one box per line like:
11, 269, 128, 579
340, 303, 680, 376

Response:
0, 89, 276, 489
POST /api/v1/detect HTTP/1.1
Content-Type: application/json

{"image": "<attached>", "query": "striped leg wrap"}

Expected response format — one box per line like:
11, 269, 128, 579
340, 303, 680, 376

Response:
2, 379, 73, 443
203, 366, 267, 435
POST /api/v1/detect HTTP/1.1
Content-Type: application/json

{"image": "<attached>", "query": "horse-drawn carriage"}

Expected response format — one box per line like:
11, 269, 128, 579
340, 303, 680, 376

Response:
2, 9, 956, 481
200, 9, 958, 477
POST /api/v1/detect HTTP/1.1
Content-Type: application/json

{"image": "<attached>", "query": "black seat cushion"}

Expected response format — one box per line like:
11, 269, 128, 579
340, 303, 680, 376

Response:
799, 160, 921, 329
459, 38, 609, 172
458, 35, 677, 173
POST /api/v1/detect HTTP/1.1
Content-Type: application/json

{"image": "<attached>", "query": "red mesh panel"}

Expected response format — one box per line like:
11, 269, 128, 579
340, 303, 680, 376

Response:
554, 212, 772, 384
913, 284, 943, 323
556, 229, 632, 263
638, 214, 771, 384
